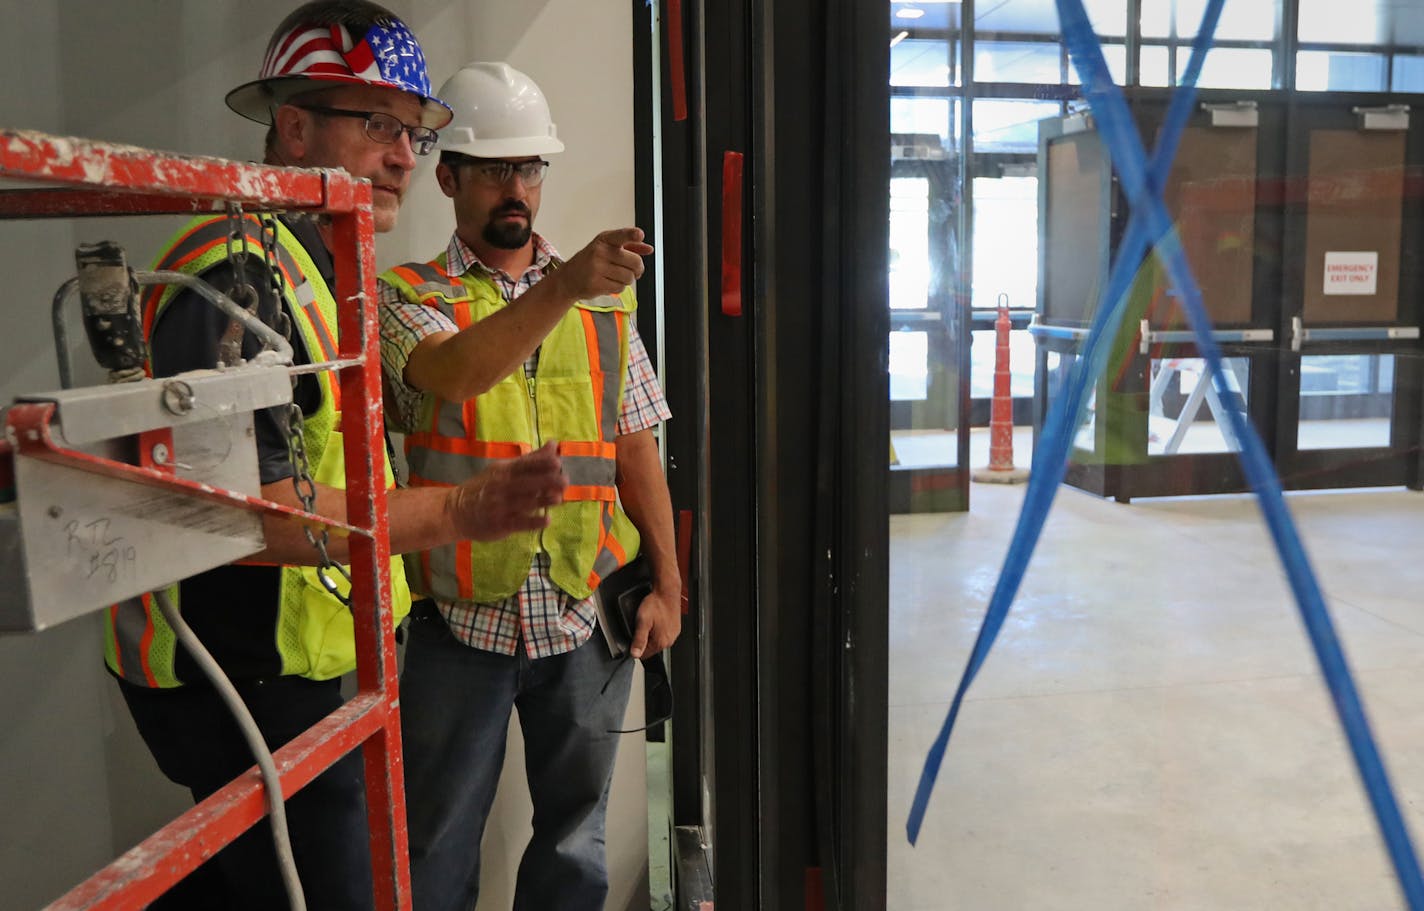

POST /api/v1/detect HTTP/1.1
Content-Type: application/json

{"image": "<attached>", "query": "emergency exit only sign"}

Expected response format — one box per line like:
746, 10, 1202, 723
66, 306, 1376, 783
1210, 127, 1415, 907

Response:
1324, 251, 1379, 295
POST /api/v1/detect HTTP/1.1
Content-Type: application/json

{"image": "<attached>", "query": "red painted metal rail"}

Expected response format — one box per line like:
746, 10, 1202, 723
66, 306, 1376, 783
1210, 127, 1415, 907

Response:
720, 151, 744, 318
1, 128, 411, 910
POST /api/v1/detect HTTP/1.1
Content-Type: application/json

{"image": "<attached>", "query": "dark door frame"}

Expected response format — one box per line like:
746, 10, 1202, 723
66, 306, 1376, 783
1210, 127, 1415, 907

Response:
636, 0, 890, 907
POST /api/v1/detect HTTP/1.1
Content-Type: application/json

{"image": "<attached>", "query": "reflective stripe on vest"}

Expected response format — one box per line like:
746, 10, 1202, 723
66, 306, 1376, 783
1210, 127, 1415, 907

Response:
381, 256, 640, 602
104, 593, 170, 688
106, 214, 411, 686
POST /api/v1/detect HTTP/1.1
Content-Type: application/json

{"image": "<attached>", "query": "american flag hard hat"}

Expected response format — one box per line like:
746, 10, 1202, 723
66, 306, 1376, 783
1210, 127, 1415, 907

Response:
226, 5, 452, 129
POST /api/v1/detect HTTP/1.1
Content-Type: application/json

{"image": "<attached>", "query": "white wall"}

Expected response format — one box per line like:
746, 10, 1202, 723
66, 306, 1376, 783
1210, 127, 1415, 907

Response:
0, 2, 647, 908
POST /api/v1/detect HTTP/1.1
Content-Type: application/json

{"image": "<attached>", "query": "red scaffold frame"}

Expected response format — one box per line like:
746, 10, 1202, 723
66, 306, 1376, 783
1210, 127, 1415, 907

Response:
0, 129, 412, 910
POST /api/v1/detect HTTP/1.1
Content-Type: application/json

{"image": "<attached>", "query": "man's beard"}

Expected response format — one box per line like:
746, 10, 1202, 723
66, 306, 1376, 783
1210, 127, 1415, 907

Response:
483, 203, 533, 250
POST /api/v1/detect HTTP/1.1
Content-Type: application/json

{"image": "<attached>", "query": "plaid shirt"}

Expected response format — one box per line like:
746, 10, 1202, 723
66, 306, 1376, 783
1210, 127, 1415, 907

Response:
378, 233, 670, 658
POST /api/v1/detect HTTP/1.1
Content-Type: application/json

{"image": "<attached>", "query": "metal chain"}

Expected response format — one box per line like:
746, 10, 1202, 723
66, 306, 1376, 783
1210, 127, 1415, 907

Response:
218, 207, 350, 603
255, 212, 353, 604
260, 213, 294, 343
219, 204, 261, 367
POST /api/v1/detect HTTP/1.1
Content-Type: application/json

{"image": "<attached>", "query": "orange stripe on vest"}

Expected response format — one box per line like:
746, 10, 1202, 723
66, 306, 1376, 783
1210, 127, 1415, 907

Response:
455, 540, 475, 602
138, 592, 160, 688
405, 433, 529, 458
558, 440, 616, 459
564, 484, 617, 502
579, 309, 604, 433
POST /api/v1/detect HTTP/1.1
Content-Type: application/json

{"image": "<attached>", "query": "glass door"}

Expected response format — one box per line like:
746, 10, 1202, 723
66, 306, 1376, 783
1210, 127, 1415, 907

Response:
1274, 101, 1424, 489
889, 146, 969, 512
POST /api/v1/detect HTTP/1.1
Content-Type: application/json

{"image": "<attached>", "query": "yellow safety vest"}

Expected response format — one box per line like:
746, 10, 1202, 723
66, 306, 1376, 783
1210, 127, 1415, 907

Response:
380, 256, 641, 602
104, 214, 412, 686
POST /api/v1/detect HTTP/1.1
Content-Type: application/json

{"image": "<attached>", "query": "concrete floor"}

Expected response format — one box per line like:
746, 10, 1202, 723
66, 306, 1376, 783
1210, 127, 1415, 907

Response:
888, 461, 1424, 910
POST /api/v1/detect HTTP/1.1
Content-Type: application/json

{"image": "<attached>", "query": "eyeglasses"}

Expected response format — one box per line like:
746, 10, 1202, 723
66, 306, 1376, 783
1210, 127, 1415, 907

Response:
468, 159, 550, 188
297, 105, 439, 156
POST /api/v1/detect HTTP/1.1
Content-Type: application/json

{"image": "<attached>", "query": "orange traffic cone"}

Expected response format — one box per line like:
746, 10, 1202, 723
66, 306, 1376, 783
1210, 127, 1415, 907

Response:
972, 301, 1029, 484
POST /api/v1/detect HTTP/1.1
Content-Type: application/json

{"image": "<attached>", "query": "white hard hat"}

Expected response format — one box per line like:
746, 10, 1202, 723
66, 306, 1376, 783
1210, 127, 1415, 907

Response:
436, 62, 564, 158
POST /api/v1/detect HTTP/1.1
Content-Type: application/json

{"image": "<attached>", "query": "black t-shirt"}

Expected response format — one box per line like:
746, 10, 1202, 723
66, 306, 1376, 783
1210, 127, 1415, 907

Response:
148, 215, 333, 682
149, 216, 329, 484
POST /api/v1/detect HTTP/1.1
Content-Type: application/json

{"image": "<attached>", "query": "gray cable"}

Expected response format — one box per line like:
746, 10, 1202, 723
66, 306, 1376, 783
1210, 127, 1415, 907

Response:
152, 589, 308, 911
139, 270, 295, 366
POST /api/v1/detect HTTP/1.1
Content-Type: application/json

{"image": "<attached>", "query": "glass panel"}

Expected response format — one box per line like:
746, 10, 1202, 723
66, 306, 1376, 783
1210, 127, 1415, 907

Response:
1043, 350, 1099, 452
893, 38, 956, 86
1392, 55, 1424, 92
1161, 127, 1257, 326
1296, 51, 1388, 92
1141, 45, 1171, 86
974, 0, 1129, 38
890, 1, 960, 31
1177, 46, 1274, 89
1066, 43, 1129, 85
889, 176, 932, 311
1043, 134, 1109, 323
972, 173, 1039, 310
892, 96, 955, 144
889, 428, 959, 469
970, 328, 1036, 399
1084, 0, 1129, 36
1302, 131, 1404, 324
1140, 46, 1274, 88
1299, 0, 1424, 46
1147, 357, 1250, 455
889, 325, 961, 471
888, 71, 965, 507
890, 330, 930, 401
1142, 0, 1277, 41
1298, 354, 1395, 450
974, 40, 1063, 84
972, 98, 1060, 153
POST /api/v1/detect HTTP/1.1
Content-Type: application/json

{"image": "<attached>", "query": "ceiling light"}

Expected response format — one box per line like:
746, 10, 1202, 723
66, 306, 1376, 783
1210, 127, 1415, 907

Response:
896, 6, 926, 19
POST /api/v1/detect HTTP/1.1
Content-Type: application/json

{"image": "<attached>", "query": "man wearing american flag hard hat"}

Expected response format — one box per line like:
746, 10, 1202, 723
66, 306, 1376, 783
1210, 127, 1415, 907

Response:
223, 0, 453, 233
111, 4, 572, 909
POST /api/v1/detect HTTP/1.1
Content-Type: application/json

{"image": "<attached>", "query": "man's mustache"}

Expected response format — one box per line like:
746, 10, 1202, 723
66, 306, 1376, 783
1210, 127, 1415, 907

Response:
494, 202, 531, 218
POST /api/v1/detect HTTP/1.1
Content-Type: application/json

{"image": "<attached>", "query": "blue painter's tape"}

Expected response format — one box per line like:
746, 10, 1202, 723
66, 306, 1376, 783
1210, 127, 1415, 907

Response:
905, 0, 1226, 846
1055, 2, 1424, 904
909, 3, 1424, 907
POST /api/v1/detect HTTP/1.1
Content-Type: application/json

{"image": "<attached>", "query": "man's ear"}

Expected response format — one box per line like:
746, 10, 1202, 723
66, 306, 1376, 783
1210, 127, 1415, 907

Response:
272, 105, 310, 164
435, 162, 459, 198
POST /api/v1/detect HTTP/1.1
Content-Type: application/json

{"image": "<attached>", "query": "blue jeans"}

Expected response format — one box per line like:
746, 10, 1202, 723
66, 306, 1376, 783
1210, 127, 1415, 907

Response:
400, 602, 634, 911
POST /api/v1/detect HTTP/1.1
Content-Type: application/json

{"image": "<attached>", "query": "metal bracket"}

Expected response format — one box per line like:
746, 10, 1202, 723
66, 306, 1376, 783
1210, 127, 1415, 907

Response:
1353, 104, 1410, 131
1202, 101, 1259, 128
0, 370, 365, 633
1060, 109, 1095, 135
1027, 316, 1091, 342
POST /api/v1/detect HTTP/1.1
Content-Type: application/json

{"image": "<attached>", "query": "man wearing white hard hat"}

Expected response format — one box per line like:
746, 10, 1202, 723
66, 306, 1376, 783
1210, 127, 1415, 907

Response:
112, 10, 571, 909
378, 61, 680, 911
